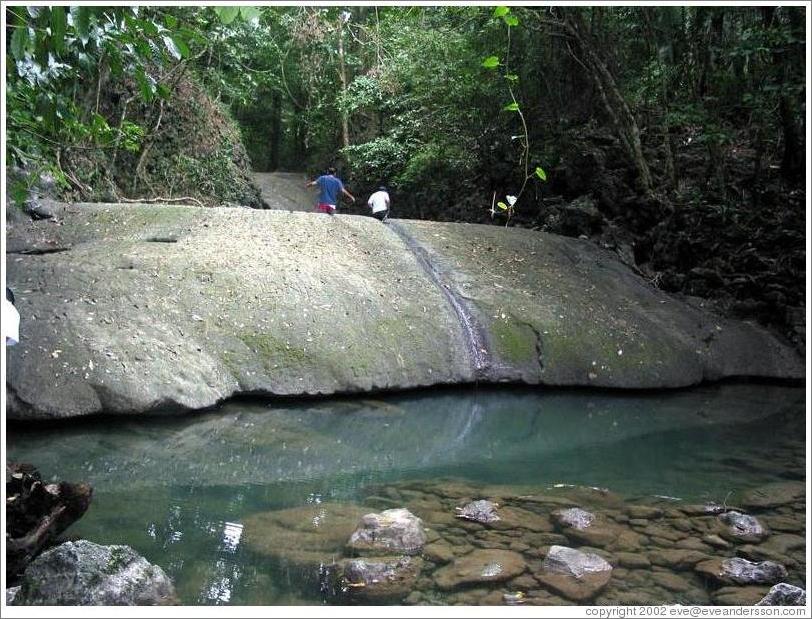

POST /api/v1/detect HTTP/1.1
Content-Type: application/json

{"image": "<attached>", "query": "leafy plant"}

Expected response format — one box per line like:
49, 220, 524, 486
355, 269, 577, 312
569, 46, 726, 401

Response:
481, 6, 546, 224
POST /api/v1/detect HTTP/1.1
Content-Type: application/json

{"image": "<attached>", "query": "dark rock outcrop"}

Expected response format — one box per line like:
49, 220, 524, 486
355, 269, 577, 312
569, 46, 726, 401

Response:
6, 462, 92, 583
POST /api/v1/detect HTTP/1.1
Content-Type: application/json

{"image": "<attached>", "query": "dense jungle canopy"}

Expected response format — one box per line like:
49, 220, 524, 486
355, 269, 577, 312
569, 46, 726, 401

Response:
4, 4, 807, 345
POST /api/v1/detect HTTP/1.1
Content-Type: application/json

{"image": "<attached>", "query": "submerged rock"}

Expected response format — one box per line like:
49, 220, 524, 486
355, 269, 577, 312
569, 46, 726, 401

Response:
11, 540, 175, 605
712, 586, 772, 606
433, 549, 526, 590
336, 556, 423, 601
552, 507, 619, 548
536, 545, 613, 601
647, 548, 709, 571
455, 500, 500, 524
242, 503, 371, 568
696, 557, 788, 585
718, 511, 768, 543
347, 508, 427, 556
756, 583, 807, 606
422, 542, 455, 564
552, 507, 595, 529
740, 482, 805, 510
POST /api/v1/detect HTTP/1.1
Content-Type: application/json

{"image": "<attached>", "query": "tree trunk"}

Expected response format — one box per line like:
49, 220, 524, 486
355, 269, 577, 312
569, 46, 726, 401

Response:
337, 18, 350, 149
565, 11, 653, 195
268, 91, 281, 171
643, 9, 677, 190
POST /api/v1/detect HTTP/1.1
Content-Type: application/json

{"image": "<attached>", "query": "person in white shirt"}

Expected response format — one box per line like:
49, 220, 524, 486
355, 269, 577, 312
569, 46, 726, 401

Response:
367, 186, 390, 222
3, 287, 20, 346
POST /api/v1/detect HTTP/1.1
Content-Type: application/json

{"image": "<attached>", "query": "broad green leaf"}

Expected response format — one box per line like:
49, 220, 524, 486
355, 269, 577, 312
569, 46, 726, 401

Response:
162, 34, 189, 60
164, 14, 178, 29
497, 201, 508, 211
156, 83, 171, 99
215, 6, 240, 24
535, 166, 547, 181
240, 6, 262, 21
74, 6, 92, 45
11, 26, 30, 62
135, 67, 156, 102
481, 56, 500, 69
503, 102, 520, 112
493, 7, 510, 18
171, 34, 190, 58
504, 14, 519, 27
141, 20, 159, 37
51, 7, 67, 54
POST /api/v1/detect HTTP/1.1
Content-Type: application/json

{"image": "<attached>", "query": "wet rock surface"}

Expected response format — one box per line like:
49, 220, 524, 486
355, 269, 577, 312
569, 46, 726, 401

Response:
11, 540, 176, 605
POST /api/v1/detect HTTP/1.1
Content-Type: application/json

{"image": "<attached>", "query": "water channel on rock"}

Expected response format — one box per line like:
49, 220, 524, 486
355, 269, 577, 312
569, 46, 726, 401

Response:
6, 383, 805, 605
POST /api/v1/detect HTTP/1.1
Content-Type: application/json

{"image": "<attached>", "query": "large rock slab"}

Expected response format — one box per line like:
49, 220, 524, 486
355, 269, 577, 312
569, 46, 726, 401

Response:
397, 220, 802, 388
6, 206, 802, 418
6, 206, 471, 419
11, 540, 175, 605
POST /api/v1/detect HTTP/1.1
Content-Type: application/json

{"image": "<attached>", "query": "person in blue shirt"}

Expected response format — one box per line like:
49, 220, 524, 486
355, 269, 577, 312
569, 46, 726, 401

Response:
306, 167, 355, 214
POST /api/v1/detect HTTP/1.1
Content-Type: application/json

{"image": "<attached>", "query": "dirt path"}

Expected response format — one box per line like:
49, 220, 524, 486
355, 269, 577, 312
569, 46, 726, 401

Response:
253, 172, 314, 212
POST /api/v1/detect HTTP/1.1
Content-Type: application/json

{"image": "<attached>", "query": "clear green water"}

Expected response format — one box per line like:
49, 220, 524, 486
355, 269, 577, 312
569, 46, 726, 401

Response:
6, 384, 806, 605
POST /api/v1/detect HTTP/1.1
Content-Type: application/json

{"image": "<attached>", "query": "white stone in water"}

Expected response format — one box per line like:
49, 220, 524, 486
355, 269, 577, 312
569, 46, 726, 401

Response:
480, 562, 503, 578
455, 499, 500, 523
756, 583, 807, 606
555, 507, 595, 530
721, 557, 787, 585
542, 545, 612, 579
347, 508, 427, 556
720, 510, 767, 540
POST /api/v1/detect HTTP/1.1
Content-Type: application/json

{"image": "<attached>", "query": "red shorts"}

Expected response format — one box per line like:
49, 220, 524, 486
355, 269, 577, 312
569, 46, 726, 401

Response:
316, 203, 336, 214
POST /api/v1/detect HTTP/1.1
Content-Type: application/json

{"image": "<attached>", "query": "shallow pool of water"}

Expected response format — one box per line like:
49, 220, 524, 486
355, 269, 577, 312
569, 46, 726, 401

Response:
6, 383, 806, 605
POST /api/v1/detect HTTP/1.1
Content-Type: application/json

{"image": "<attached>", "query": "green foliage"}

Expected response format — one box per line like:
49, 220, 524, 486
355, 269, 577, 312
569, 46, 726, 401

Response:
482, 56, 500, 69
341, 137, 408, 182
5, 5, 197, 179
